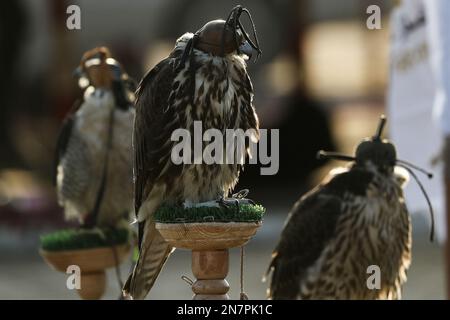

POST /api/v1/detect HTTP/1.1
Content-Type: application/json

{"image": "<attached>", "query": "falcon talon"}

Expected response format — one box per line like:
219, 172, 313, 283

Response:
217, 197, 254, 212
183, 200, 194, 209
216, 197, 234, 209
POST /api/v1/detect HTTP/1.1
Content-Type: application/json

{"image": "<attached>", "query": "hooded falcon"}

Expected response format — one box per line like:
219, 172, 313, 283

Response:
55, 46, 135, 228
266, 116, 434, 300
123, 6, 262, 299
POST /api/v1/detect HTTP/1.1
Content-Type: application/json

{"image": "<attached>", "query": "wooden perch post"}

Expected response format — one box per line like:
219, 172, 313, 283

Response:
192, 249, 230, 299
156, 222, 261, 300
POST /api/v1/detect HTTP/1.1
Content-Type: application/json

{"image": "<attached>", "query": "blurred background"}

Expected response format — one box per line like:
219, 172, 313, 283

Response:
0, 0, 444, 299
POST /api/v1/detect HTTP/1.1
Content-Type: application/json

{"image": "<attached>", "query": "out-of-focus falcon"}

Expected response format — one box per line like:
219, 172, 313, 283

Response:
123, 6, 262, 299
55, 47, 135, 228
266, 116, 434, 300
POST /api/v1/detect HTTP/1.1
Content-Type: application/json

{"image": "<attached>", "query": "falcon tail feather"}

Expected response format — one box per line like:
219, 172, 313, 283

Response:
122, 221, 173, 299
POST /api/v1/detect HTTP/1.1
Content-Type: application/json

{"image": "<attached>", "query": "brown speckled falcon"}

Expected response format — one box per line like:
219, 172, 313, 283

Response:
266, 116, 434, 300
123, 6, 261, 299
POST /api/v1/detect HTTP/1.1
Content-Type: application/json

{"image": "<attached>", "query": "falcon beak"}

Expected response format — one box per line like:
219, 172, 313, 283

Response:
239, 41, 253, 60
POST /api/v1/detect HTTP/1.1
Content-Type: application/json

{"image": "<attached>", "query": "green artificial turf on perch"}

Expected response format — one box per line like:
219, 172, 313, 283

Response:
154, 203, 265, 223
40, 228, 130, 251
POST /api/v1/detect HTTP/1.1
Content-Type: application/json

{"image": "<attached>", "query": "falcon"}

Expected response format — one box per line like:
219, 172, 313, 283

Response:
266, 116, 434, 300
55, 46, 135, 228
123, 5, 262, 299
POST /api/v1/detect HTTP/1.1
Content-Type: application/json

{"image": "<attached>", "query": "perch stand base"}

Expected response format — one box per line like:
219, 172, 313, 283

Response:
40, 244, 130, 300
78, 271, 106, 300
155, 222, 262, 300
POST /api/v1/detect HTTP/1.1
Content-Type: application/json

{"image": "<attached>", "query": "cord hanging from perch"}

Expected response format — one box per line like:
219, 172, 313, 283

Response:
240, 246, 249, 300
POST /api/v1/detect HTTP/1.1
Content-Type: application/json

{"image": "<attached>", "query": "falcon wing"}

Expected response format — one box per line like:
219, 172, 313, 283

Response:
267, 167, 374, 299
233, 69, 259, 168
54, 100, 92, 221
133, 55, 182, 221
53, 100, 81, 185
124, 52, 184, 299
240, 72, 259, 135
112, 80, 134, 110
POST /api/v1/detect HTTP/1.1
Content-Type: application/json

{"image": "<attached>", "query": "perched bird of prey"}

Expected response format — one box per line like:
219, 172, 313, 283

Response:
266, 116, 434, 300
55, 47, 136, 228
123, 5, 262, 299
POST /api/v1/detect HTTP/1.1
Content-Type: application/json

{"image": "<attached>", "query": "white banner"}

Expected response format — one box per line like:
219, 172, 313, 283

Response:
388, 0, 445, 241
